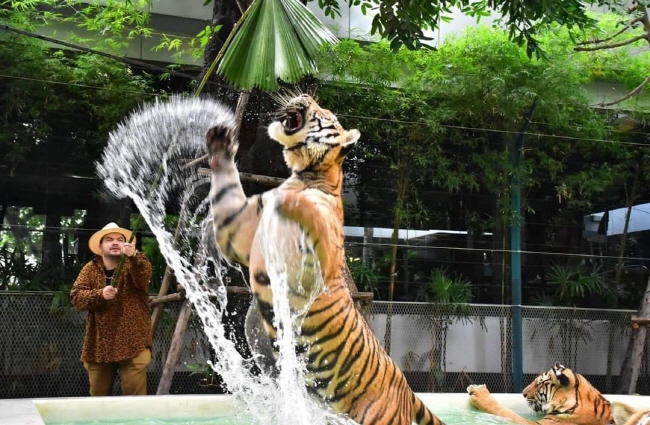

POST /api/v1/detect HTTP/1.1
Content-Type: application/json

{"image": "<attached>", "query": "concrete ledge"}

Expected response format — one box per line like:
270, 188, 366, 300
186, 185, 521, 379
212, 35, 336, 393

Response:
0, 398, 46, 425
2, 393, 650, 424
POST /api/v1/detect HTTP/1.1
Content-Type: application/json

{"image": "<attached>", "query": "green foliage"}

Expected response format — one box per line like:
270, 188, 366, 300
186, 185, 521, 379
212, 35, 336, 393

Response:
544, 263, 609, 306
316, 15, 646, 305
132, 214, 178, 292
346, 256, 381, 294
6, 0, 153, 52
317, 16, 646, 228
187, 361, 220, 388
1, 5, 160, 290
422, 267, 473, 304
4, 0, 213, 76
413, 266, 477, 389
317, 25, 612, 233
0, 244, 81, 293
140, 237, 167, 292
315, 0, 613, 56
0, 13, 158, 168
218, 0, 338, 90
570, 12, 650, 91
0, 246, 41, 290
153, 24, 223, 62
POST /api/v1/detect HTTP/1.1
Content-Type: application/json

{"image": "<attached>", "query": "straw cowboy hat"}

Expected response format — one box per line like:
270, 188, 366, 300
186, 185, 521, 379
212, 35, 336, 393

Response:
88, 222, 135, 256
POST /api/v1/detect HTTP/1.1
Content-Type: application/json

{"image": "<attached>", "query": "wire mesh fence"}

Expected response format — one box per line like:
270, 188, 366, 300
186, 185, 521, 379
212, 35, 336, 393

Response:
1, 292, 647, 399
369, 302, 638, 394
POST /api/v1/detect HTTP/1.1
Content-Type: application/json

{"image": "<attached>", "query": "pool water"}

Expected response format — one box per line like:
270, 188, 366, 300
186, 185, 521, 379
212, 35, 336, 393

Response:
46, 408, 534, 425
48, 418, 249, 425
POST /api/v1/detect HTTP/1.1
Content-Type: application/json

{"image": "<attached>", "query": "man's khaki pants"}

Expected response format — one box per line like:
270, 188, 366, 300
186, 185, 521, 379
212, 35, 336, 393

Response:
83, 349, 151, 396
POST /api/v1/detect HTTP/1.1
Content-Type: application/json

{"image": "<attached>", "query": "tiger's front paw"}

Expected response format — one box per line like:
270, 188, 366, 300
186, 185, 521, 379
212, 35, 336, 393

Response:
206, 125, 238, 170
467, 384, 495, 412
467, 384, 488, 395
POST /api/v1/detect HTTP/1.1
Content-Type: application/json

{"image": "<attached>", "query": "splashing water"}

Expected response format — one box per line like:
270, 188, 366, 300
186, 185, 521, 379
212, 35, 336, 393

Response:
97, 95, 355, 425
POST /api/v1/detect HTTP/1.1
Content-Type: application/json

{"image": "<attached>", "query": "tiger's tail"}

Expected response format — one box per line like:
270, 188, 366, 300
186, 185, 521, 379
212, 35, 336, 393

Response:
412, 395, 446, 425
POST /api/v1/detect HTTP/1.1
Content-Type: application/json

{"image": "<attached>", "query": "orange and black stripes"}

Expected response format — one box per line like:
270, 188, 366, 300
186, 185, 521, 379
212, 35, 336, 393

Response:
208, 95, 446, 425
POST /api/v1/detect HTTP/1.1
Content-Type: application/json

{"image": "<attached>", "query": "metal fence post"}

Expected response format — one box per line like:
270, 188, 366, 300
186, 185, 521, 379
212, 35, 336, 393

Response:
510, 97, 538, 392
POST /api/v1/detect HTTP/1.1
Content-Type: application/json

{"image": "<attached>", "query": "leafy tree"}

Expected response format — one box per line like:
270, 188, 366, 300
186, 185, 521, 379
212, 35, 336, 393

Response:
317, 0, 624, 56
317, 23, 617, 301
574, 4, 650, 108
1, 5, 159, 281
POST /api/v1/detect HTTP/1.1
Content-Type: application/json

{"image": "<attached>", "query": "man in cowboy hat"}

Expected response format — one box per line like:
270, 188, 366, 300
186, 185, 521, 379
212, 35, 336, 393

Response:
71, 222, 153, 396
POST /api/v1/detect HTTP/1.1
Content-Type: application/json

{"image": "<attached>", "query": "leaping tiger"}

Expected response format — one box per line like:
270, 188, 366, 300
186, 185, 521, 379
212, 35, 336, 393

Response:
206, 93, 445, 425
467, 363, 612, 425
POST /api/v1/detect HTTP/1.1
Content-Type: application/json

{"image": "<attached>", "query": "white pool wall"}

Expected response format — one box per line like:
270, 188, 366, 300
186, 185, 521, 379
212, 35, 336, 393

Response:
26, 393, 650, 423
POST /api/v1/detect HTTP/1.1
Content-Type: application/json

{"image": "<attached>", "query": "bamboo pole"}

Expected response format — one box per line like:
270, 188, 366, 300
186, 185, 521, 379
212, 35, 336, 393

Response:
149, 292, 185, 308
630, 317, 650, 326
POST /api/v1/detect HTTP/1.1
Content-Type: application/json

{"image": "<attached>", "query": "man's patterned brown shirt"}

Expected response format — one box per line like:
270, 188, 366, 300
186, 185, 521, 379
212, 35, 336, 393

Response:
70, 253, 153, 363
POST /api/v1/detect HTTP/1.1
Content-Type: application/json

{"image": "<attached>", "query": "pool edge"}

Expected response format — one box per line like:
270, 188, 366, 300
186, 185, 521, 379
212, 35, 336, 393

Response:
2, 393, 650, 424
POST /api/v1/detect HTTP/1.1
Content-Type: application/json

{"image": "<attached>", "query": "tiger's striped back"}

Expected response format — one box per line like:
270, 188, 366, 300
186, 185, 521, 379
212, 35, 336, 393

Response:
208, 94, 445, 425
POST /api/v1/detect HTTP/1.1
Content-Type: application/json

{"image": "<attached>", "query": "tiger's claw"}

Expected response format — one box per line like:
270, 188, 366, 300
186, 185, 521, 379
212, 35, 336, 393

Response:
467, 384, 487, 395
206, 125, 238, 169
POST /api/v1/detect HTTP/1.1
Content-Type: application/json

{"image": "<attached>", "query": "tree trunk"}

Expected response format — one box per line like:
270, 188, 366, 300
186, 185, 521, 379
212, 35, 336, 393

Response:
383, 161, 409, 355
612, 160, 642, 393
196, 0, 243, 98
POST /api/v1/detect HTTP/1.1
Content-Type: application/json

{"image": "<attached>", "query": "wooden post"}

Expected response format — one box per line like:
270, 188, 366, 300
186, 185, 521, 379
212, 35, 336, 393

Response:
149, 292, 185, 308
156, 299, 193, 395
151, 267, 177, 334
617, 274, 650, 394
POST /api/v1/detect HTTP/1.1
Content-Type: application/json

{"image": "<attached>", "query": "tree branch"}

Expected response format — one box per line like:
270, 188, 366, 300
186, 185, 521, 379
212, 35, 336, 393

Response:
594, 75, 650, 107
575, 33, 648, 51
576, 17, 643, 46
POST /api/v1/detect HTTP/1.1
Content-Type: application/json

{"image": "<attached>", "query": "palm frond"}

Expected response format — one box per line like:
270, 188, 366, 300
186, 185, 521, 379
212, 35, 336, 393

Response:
218, 0, 338, 91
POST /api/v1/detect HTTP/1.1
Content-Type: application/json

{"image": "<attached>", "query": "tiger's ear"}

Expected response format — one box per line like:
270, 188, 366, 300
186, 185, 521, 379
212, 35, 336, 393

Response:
552, 364, 570, 386
612, 402, 639, 425
340, 129, 360, 155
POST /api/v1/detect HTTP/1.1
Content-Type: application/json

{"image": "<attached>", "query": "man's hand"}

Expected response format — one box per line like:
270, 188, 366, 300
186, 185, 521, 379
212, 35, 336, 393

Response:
122, 242, 137, 257
102, 285, 118, 300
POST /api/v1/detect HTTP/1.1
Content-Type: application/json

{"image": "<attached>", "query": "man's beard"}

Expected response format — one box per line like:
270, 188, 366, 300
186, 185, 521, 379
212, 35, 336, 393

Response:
103, 251, 122, 259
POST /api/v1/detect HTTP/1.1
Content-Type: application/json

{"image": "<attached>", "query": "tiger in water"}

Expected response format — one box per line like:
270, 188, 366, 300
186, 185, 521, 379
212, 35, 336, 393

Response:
468, 363, 612, 425
206, 93, 445, 425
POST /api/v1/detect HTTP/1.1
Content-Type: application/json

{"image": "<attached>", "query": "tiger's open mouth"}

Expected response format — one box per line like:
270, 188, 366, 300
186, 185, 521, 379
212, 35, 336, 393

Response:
282, 108, 304, 134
